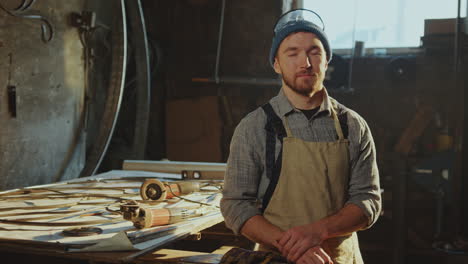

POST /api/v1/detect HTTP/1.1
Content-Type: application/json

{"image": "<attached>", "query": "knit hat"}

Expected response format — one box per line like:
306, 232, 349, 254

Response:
269, 9, 332, 67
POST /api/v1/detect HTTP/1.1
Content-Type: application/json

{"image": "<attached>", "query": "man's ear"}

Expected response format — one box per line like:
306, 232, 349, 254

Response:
273, 57, 282, 75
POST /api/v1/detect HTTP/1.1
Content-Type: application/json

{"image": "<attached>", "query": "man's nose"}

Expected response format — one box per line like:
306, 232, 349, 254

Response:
300, 54, 312, 68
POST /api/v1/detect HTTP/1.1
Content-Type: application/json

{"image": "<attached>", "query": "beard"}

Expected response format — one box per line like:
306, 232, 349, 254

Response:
282, 72, 322, 97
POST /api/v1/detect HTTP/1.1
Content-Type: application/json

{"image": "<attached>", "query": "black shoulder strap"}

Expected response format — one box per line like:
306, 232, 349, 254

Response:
261, 103, 286, 213
338, 112, 348, 139
331, 100, 349, 139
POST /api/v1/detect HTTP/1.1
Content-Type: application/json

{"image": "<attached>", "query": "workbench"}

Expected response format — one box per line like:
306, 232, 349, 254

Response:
0, 169, 234, 264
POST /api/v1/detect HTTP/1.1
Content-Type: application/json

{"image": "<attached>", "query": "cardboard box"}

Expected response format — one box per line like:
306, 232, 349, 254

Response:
166, 96, 223, 162
424, 18, 465, 35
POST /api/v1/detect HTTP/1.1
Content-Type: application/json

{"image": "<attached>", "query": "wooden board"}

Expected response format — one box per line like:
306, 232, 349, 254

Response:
136, 249, 223, 264
166, 96, 224, 162
123, 160, 226, 180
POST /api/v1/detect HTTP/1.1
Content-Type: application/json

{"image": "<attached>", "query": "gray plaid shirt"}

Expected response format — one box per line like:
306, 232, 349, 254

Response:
220, 88, 381, 235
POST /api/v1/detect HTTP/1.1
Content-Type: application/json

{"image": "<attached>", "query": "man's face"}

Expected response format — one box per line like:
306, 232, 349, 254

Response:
273, 32, 328, 97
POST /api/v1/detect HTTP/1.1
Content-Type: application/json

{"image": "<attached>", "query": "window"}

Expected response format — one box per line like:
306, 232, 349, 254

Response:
303, 0, 467, 49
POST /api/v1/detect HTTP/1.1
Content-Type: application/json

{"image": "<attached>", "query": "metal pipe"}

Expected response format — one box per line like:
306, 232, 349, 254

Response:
92, 0, 128, 175
393, 159, 407, 264
347, 0, 359, 92
127, 0, 151, 160
80, 0, 128, 177
295, 0, 304, 9
454, 0, 461, 73
455, 0, 467, 238
192, 76, 281, 86
214, 0, 226, 84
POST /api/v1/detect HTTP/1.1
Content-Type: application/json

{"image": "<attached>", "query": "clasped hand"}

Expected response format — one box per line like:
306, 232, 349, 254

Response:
276, 223, 333, 264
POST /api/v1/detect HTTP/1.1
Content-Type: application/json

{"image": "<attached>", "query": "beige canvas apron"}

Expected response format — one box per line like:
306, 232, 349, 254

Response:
260, 107, 363, 264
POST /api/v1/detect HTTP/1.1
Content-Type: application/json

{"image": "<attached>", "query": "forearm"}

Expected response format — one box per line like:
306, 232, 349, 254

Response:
319, 203, 368, 240
348, 115, 382, 228
277, 204, 366, 262
241, 215, 284, 248
221, 114, 267, 234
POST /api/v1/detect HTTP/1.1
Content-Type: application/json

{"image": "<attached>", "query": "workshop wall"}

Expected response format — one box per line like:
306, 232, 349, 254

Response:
0, 0, 87, 190
0, 0, 118, 189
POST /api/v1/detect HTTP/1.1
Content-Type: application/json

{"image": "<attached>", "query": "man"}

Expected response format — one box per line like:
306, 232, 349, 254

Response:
221, 9, 381, 264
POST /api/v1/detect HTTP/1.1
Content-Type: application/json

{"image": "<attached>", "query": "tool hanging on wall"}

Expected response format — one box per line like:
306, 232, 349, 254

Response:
6, 53, 16, 118
140, 179, 200, 201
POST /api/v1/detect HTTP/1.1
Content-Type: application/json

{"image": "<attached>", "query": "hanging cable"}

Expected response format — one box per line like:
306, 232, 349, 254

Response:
346, 0, 359, 92
0, 0, 54, 43
214, 0, 226, 84
53, 14, 113, 183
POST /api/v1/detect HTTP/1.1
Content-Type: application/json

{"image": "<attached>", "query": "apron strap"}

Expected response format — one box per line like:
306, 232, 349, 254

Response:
332, 110, 344, 140
261, 103, 286, 212
283, 117, 293, 137
330, 100, 348, 140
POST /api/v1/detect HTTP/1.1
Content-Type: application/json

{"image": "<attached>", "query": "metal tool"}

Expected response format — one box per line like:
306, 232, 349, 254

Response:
140, 179, 200, 201
120, 201, 206, 229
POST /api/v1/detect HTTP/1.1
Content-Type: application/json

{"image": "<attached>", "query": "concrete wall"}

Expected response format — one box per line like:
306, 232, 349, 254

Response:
0, 0, 88, 189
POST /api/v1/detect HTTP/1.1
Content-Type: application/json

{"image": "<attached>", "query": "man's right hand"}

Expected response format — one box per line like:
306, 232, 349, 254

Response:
296, 246, 333, 264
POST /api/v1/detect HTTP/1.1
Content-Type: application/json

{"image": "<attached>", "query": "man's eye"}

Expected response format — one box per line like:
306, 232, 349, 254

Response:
288, 53, 297, 57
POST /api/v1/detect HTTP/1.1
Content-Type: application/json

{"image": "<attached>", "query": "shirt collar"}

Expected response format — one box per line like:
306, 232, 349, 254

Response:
272, 87, 333, 117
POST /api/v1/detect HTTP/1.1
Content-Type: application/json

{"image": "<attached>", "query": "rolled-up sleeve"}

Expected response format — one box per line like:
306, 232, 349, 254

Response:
346, 114, 382, 228
221, 117, 263, 235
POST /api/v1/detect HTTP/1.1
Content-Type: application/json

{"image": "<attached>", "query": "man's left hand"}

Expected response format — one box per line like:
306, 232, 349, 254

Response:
277, 221, 327, 262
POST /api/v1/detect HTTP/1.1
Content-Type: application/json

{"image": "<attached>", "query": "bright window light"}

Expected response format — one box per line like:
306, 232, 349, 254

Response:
303, 0, 467, 49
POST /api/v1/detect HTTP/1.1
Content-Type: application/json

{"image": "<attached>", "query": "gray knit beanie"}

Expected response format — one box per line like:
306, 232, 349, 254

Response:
269, 9, 332, 67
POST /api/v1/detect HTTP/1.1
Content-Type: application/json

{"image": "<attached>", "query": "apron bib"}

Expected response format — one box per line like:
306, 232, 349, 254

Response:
261, 107, 363, 264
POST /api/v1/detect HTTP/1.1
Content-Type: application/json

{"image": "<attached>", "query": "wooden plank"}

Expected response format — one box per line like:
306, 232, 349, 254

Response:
136, 249, 222, 264
394, 105, 434, 155
125, 213, 224, 262
0, 239, 136, 264
123, 160, 227, 180
211, 246, 235, 255
0, 235, 225, 264
0, 170, 185, 196
144, 249, 209, 259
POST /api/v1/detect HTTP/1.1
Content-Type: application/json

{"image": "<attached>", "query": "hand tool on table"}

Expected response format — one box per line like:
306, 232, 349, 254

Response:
120, 201, 210, 229
140, 179, 200, 201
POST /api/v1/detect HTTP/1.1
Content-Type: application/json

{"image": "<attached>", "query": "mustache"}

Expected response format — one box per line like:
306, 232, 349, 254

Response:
296, 71, 317, 76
